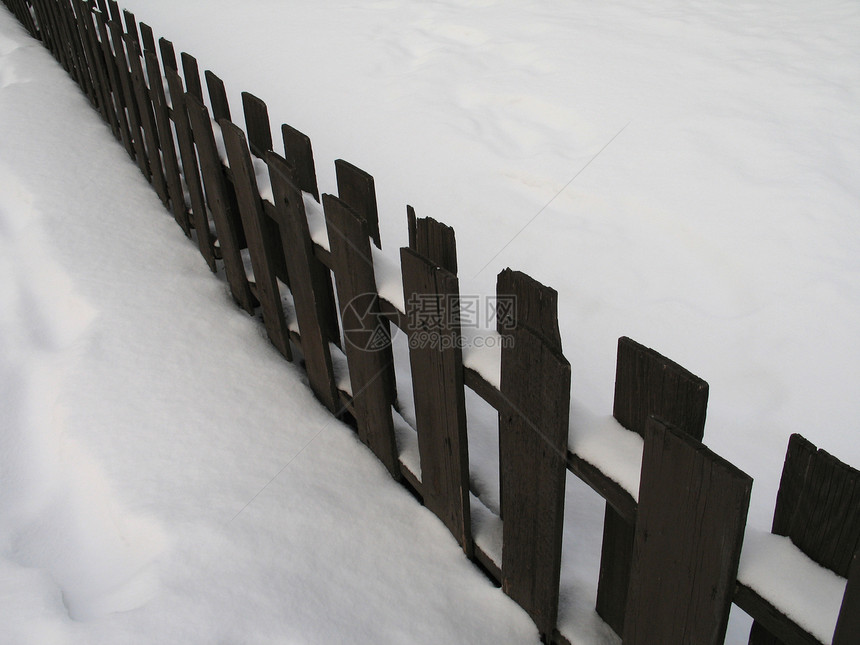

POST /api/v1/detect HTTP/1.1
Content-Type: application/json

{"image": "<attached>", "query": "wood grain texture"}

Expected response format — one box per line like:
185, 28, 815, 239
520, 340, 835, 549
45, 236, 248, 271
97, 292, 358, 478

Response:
401, 246, 471, 553
335, 159, 381, 249
220, 119, 291, 360
496, 268, 561, 352
185, 93, 255, 313
268, 152, 339, 412
407, 210, 457, 275
324, 194, 399, 477
624, 417, 751, 645
281, 123, 320, 202
499, 324, 570, 640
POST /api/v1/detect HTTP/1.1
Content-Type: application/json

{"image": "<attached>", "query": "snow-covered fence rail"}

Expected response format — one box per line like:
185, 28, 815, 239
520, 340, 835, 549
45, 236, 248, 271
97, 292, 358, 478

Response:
3, 1, 858, 644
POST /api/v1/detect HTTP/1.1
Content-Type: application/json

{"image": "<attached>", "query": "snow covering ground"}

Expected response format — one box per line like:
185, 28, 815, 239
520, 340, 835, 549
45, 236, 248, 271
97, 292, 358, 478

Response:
2, 1, 859, 643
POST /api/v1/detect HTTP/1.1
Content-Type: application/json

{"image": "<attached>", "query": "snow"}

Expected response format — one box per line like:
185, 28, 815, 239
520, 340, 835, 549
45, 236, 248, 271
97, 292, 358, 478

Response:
3, 0, 860, 643
738, 531, 847, 645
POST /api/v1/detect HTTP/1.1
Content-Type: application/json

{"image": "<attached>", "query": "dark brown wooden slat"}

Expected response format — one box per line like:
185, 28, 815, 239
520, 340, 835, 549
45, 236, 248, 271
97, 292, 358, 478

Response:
833, 548, 860, 645
335, 159, 381, 249
124, 32, 168, 203
281, 123, 320, 202
184, 93, 255, 313
138, 20, 155, 54
73, 0, 115, 133
220, 120, 291, 360
158, 36, 177, 71
624, 417, 752, 645
324, 194, 400, 477
242, 91, 273, 158
401, 246, 471, 553
144, 48, 189, 234
566, 452, 637, 523
496, 268, 561, 352
205, 69, 231, 121
772, 433, 817, 537
180, 52, 203, 102
499, 324, 570, 640
597, 335, 711, 635
407, 208, 457, 274
106, 0, 121, 23
93, 9, 134, 157
267, 152, 339, 412
164, 67, 217, 271
613, 336, 709, 439
107, 11, 147, 175
790, 448, 860, 578
121, 8, 138, 47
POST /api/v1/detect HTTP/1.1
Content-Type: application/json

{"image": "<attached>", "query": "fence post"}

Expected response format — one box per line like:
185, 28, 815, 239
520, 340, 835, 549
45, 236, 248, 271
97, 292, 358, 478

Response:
597, 336, 710, 634
401, 216, 471, 553
324, 194, 400, 478
267, 152, 340, 413
623, 417, 751, 645
184, 92, 256, 314
220, 119, 292, 360
497, 272, 568, 642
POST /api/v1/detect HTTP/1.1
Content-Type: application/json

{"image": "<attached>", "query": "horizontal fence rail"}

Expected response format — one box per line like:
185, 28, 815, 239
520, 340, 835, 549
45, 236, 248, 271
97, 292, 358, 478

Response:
3, 1, 858, 643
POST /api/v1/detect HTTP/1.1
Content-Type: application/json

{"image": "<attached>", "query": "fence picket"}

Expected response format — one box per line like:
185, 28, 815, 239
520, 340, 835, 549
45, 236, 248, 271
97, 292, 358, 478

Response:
281, 124, 320, 202
220, 119, 292, 360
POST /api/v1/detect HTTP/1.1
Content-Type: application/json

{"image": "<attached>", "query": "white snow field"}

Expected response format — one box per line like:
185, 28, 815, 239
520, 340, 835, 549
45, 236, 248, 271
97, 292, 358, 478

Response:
1, 0, 859, 643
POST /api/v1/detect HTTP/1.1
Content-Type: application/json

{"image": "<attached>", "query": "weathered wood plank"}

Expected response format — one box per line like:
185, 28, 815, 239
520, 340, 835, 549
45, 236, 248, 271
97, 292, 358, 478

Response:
407, 208, 457, 274
144, 47, 189, 233
496, 268, 560, 351
93, 8, 134, 157
267, 152, 339, 412
597, 335, 711, 635
137, 19, 155, 54
185, 93, 255, 313
335, 159, 381, 249
324, 194, 399, 477
833, 548, 860, 645
281, 123, 320, 202
180, 51, 203, 103
124, 32, 168, 204
736, 584, 821, 645
624, 417, 752, 645
220, 119, 291, 360
205, 69, 231, 122
242, 91, 273, 158
499, 324, 570, 640
613, 336, 709, 440
401, 246, 471, 553
164, 65, 217, 271
107, 10, 147, 176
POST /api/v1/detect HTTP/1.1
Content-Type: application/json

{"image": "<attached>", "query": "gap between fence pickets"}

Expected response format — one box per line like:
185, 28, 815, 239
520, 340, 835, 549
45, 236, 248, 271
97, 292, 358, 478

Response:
12, 4, 859, 645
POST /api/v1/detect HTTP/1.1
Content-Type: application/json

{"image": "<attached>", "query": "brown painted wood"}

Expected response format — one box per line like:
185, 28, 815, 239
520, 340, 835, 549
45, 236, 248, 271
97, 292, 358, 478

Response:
220, 119, 291, 360
157, 36, 177, 72
93, 9, 134, 157
185, 93, 255, 313
496, 268, 561, 351
401, 246, 471, 553
137, 20, 155, 54
499, 324, 570, 640
144, 48, 188, 233
73, 0, 115, 134
164, 67, 217, 271
242, 91, 273, 158
107, 11, 147, 176
267, 152, 340, 412
180, 52, 203, 103
407, 210, 457, 275
335, 159, 381, 249
597, 335, 710, 635
624, 417, 752, 645
613, 336, 709, 440
324, 194, 399, 477
833, 548, 860, 645
205, 69, 231, 122
124, 33, 168, 204
281, 123, 320, 202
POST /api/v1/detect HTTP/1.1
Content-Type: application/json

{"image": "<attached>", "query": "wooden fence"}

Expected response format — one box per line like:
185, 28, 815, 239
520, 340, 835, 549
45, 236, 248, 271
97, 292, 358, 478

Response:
3, 1, 857, 643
